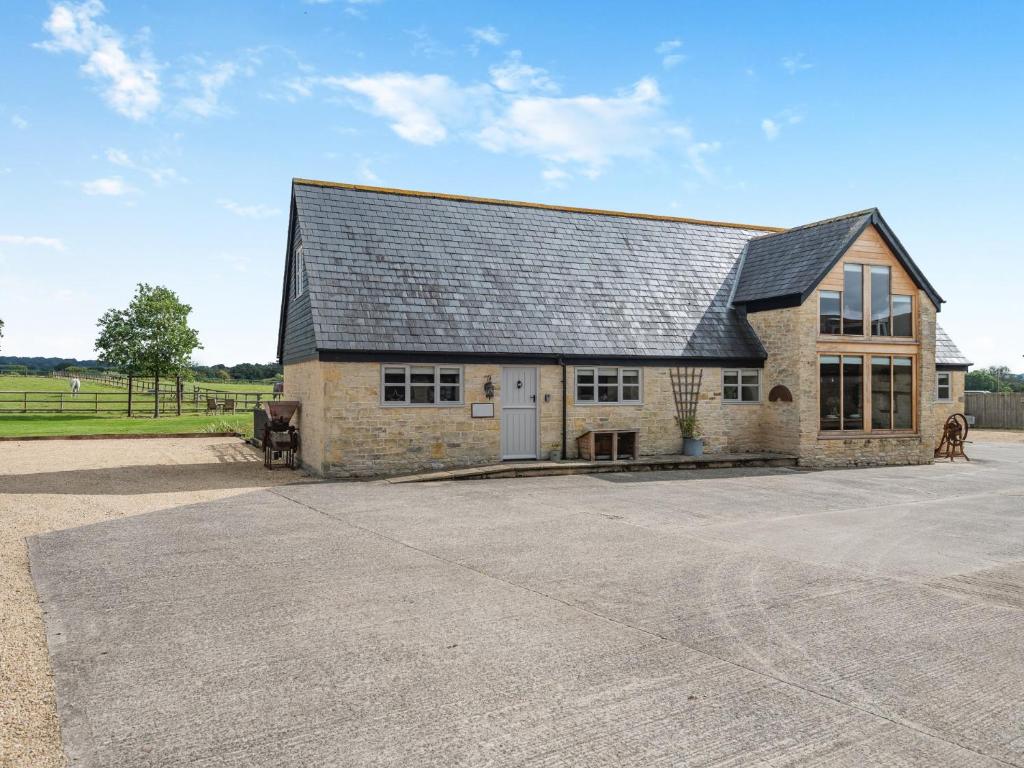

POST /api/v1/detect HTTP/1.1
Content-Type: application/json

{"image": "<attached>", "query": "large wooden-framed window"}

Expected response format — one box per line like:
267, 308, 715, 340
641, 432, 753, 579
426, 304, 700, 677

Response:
575, 367, 642, 404
869, 356, 914, 430
820, 355, 864, 431
381, 365, 463, 406
821, 354, 915, 433
821, 263, 914, 339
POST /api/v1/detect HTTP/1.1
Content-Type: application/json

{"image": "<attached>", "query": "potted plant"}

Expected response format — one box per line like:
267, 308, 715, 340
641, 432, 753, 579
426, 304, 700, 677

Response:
680, 415, 703, 456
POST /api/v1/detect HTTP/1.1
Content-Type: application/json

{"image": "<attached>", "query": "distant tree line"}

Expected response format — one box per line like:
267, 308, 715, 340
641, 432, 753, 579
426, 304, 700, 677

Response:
0, 356, 281, 381
966, 365, 1024, 393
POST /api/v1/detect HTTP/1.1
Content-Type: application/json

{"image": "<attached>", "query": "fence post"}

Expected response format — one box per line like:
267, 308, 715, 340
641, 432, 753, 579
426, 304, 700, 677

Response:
127, 374, 133, 417
176, 376, 182, 416
154, 373, 160, 418
23, 392, 27, 413
60, 393, 64, 413
95, 393, 99, 413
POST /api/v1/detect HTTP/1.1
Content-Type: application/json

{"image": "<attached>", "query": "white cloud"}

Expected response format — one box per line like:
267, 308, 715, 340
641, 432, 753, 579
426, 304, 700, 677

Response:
655, 40, 686, 69
178, 61, 239, 117
217, 199, 281, 218
0, 235, 66, 251
686, 140, 720, 180
105, 147, 181, 185
38, 0, 161, 120
761, 110, 803, 140
477, 78, 668, 176
468, 25, 505, 54
81, 176, 132, 196
357, 158, 380, 183
781, 53, 813, 74
489, 51, 558, 94
541, 167, 570, 186
327, 72, 479, 144
11, 114, 29, 130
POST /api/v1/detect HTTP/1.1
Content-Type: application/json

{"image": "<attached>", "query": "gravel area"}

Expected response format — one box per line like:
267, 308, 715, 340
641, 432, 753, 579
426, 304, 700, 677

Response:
0, 438, 307, 768
972, 428, 1024, 444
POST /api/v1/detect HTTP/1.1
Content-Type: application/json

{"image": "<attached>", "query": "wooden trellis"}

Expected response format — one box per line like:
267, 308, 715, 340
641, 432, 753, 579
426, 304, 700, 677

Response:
670, 367, 702, 436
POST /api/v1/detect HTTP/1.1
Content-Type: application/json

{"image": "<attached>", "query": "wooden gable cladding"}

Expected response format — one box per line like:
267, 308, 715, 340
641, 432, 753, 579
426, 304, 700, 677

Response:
818, 225, 918, 296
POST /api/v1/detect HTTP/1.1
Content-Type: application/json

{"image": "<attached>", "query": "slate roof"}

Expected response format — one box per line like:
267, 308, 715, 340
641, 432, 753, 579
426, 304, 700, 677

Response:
733, 208, 944, 310
936, 324, 972, 367
283, 181, 776, 361
733, 211, 874, 305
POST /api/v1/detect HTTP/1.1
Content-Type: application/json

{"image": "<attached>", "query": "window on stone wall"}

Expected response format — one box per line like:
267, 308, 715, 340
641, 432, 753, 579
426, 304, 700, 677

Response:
937, 371, 952, 402
867, 356, 915, 431
575, 367, 642, 404
381, 365, 462, 405
723, 369, 761, 402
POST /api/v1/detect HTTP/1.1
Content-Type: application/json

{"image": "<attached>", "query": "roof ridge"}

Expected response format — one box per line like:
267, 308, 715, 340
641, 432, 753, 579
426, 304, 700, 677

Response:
292, 178, 785, 233
751, 208, 877, 240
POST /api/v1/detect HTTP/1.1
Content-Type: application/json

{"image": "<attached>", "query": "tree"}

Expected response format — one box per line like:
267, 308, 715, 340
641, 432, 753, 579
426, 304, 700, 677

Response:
95, 284, 202, 417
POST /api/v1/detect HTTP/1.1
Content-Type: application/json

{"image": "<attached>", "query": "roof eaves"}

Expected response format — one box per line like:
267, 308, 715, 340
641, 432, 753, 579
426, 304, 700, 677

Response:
867, 211, 945, 309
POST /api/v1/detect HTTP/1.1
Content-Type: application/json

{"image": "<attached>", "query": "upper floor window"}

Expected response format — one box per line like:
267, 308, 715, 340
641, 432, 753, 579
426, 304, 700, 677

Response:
381, 365, 462, 405
820, 263, 913, 338
292, 245, 307, 298
576, 367, 641, 404
723, 369, 761, 402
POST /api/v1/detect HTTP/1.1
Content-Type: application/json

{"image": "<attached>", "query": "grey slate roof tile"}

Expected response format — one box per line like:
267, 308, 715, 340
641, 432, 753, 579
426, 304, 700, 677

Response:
936, 324, 971, 366
291, 183, 772, 360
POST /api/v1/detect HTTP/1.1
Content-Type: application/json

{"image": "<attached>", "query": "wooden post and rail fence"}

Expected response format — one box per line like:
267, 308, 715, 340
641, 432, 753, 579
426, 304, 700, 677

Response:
2, 373, 271, 416
964, 392, 1024, 430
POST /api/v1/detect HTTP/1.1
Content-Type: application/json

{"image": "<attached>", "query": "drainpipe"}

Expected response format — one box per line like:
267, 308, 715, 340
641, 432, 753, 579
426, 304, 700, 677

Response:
559, 358, 567, 460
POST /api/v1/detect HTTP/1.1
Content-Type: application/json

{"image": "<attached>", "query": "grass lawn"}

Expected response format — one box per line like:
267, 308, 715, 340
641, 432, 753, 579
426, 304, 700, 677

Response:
0, 413, 253, 438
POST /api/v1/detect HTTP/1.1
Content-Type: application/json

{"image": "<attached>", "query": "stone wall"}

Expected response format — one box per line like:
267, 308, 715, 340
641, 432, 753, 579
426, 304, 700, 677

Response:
284, 361, 772, 477
932, 369, 966, 448
744, 288, 940, 468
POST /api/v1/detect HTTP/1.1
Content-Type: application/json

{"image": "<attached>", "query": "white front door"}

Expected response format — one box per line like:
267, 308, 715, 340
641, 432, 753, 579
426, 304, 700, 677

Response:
501, 367, 538, 459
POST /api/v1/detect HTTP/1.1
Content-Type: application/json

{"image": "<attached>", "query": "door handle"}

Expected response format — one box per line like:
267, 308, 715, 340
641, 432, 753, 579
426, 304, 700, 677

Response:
530, 394, 536, 402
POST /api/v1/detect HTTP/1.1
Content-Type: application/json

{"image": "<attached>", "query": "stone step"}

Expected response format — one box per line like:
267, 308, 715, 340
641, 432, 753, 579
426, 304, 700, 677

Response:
387, 453, 799, 483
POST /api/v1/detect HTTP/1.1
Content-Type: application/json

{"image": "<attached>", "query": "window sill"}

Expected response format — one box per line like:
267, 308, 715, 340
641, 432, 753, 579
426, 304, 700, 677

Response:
381, 402, 465, 408
573, 402, 644, 407
722, 400, 762, 405
817, 431, 918, 440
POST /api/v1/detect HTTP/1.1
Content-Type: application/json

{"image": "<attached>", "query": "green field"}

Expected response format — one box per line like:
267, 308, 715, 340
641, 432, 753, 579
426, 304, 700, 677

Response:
0, 375, 125, 393
0, 413, 253, 438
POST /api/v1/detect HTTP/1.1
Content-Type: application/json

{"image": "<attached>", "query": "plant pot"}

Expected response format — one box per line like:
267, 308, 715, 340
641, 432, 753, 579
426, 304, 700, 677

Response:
682, 437, 704, 457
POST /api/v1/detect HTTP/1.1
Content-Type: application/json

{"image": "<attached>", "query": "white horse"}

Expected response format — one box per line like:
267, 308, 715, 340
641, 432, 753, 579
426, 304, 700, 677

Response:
70, 377, 81, 396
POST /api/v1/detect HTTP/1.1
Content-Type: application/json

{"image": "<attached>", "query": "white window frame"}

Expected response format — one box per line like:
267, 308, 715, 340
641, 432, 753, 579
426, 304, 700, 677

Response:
574, 367, 643, 405
380, 365, 463, 407
722, 368, 761, 403
936, 371, 952, 402
292, 245, 307, 298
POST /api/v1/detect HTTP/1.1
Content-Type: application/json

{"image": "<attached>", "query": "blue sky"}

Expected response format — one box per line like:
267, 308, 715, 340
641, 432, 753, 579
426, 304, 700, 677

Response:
1, 0, 1021, 368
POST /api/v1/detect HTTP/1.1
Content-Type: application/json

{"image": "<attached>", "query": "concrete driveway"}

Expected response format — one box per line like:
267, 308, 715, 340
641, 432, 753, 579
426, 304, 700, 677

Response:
29, 442, 1024, 767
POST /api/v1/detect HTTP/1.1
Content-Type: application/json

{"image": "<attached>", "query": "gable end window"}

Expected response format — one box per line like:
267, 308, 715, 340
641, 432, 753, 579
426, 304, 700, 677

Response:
381, 365, 462, 406
723, 369, 761, 403
575, 367, 641, 404
936, 372, 952, 402
292, 245, 307, 298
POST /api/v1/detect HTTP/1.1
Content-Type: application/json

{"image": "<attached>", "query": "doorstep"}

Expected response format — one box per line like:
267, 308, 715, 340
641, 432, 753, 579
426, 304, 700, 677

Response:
387, 452, 799, 483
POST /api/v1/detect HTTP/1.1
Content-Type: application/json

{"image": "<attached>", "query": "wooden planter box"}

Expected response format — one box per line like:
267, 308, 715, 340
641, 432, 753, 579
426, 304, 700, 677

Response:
576, 429, 639, 461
